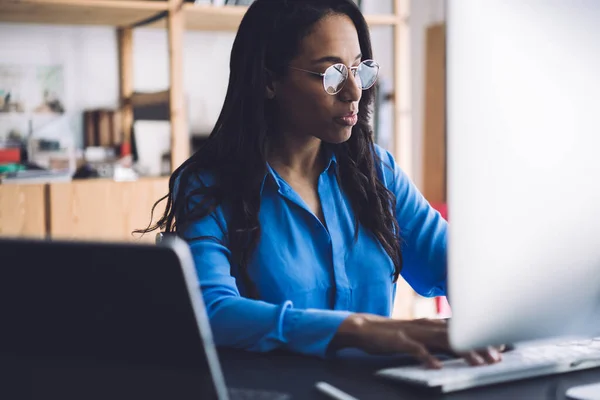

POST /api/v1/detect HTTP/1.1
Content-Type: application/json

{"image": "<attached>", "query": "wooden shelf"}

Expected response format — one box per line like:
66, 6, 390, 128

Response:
364, 13, 401, 26
0, 0, 167, 28
0, 1, 398, 31
146, 4, 400, 32
184, 4, 247, 32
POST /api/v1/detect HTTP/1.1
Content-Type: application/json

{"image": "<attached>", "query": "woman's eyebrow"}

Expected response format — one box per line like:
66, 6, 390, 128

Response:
311, 53, 362, 65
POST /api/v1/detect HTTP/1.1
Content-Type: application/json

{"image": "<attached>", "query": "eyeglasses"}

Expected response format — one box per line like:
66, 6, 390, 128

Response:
289, 59, 380, 95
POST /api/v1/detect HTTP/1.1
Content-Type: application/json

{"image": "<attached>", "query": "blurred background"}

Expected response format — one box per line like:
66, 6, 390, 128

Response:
0, 0, 449, 320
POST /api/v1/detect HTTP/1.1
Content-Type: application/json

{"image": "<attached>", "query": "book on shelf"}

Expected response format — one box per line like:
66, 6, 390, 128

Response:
97, 110, 113, 147
83, 109, 123, 148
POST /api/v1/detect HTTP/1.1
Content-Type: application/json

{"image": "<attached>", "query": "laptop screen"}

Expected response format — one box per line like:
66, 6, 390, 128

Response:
0, 238, 223, 398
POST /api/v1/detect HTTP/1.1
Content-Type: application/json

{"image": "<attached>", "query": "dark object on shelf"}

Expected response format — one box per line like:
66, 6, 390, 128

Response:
38, 139, 61, 152
73, 164, 100, 180
132, 91, 170, 121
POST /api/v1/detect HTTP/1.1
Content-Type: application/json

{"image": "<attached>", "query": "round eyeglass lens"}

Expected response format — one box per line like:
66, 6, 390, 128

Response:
357, 60, 379, 90
323, 63, 348, 94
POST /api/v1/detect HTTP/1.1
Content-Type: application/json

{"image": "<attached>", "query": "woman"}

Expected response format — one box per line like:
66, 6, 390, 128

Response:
143, 0, 500, 368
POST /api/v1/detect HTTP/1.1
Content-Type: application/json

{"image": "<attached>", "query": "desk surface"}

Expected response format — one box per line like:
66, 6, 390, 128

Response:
219, 348, 600, 400
11, 349, 600, 400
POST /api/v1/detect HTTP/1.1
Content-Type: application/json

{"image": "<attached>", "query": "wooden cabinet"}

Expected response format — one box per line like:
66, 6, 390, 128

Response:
0, 184, 47, 239
0, 179, 167, 243
48, 178, 168, 243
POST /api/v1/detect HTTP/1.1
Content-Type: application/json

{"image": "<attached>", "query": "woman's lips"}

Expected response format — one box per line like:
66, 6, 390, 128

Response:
334, 113, 358, 126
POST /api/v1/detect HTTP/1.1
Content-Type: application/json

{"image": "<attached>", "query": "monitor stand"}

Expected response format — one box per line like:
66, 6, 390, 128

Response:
566, 382, 600, 400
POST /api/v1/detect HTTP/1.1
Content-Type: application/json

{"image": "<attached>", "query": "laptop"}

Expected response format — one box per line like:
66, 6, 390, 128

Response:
0, 237, 290, 400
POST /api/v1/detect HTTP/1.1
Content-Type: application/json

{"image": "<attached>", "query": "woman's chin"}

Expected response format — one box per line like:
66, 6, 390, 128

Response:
322, 127, 353, 144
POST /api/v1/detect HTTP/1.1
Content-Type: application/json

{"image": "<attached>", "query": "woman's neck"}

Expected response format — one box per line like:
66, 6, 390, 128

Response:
267, 132, 325, 182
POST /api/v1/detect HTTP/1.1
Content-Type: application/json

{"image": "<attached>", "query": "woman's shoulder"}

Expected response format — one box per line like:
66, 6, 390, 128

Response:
174, 166, 218, 194
372, 143, 396, 166
172, 166, 229, 230
372, 143, 401, 188
172, 167, 222, 219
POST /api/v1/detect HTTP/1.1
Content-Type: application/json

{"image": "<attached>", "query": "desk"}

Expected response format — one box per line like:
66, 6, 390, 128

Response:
11, 350, 600, 399
219, 349, 600, 400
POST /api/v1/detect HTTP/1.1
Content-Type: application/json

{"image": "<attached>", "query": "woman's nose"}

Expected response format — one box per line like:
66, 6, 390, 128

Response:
338, 70, 362, 102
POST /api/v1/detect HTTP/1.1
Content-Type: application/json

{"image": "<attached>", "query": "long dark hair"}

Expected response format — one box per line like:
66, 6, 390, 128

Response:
138, 0, 403, 296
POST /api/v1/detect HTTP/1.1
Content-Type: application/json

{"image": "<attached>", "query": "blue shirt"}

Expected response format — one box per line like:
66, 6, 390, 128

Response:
181, 145, 447, 358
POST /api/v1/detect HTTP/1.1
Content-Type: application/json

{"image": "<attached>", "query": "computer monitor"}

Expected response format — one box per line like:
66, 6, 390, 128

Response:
447, 0, 600, 353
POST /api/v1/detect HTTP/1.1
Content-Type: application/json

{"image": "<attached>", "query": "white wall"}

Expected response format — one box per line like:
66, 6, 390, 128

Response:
0, 23, 235, 147
132, 28, 235, 135
0, 24, 119, 147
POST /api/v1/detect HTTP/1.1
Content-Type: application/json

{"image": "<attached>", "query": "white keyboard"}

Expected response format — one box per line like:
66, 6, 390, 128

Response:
375, 339, 600, 393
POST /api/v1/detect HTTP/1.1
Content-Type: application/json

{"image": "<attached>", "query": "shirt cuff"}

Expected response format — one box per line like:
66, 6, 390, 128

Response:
280, 304, 352, 358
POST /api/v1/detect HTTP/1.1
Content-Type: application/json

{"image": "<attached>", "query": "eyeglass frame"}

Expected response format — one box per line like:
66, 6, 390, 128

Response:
288, 59, 380, 95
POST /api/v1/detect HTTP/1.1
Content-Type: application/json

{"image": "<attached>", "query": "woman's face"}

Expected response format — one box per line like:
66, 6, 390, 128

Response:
271, 13, 363, 144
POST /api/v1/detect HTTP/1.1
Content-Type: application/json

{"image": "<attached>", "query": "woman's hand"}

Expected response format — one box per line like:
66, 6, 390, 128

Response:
331, 313, 503, 369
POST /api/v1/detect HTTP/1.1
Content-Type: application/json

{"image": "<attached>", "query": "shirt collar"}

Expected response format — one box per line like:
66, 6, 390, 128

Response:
259, 146, 338, 195
324, 146, 338, 172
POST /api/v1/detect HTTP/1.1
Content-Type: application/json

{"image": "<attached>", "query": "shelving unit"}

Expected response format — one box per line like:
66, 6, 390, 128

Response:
0, 1, 401, 31
0, 0, 408, 243
0, 0, 405, 171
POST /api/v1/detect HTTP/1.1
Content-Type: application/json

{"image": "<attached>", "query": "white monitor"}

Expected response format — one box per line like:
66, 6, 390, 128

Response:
447, 0, 600, 353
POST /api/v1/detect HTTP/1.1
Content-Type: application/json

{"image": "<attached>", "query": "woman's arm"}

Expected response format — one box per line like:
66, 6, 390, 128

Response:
376, 146, 448, 297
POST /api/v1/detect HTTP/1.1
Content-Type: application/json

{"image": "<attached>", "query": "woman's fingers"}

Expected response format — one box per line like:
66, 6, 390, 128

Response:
460, 351, 486, 366
459, 347, 502, 366
349, 317, 505, 369
401, 320, 505, 367
479, 347, 502, 363
397, 331, 442, 369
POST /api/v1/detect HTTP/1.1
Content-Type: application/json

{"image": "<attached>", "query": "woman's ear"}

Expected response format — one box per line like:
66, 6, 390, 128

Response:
265, 69, 276, 100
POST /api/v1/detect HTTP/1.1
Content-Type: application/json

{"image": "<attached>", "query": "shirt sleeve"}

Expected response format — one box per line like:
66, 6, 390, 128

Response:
181, 193, 351, 358
376, 146, 448, 298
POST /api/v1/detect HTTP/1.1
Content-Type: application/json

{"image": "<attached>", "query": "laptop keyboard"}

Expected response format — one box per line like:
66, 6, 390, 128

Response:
228, 388, 291, 400
376, 338, 600, 393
